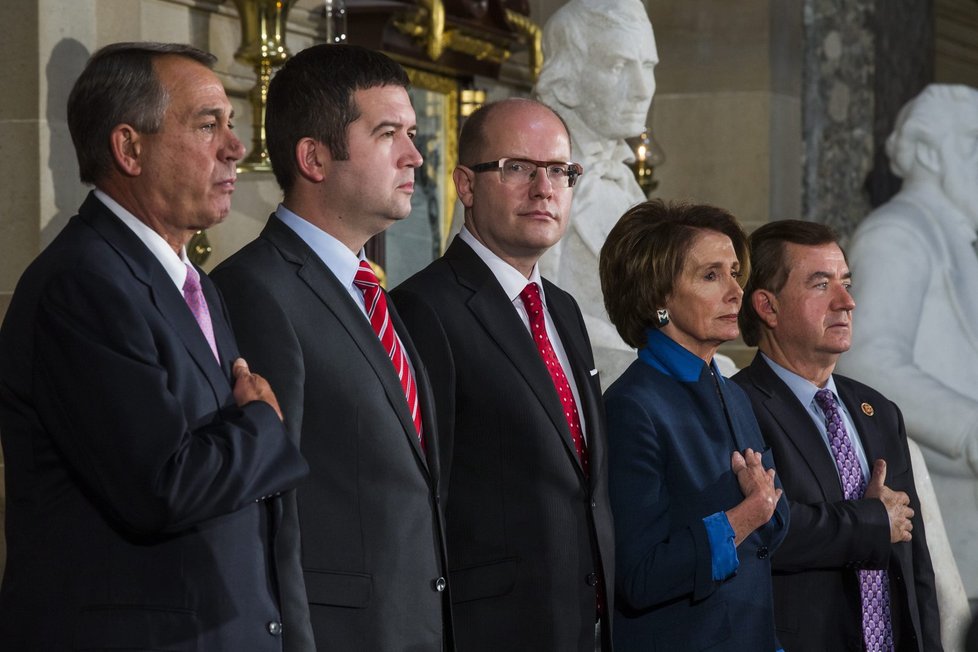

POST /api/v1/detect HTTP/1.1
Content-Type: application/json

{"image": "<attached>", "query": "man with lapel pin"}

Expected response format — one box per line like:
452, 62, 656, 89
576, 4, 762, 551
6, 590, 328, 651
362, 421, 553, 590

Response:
212, 44, 451, 651
0, 42, 308, 651
392, 98, 615, 652
732, 220, 942, 652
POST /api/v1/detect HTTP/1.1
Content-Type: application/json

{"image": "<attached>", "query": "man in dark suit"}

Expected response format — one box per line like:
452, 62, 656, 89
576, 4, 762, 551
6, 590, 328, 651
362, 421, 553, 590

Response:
732, 220, 942, 652
391, 98, 615, 652
211, 45, 451, 651
0, 42, 308, 651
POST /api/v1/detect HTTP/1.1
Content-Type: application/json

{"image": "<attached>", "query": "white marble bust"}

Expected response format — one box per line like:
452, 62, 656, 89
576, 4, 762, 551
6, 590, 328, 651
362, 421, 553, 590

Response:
836, 83, 978, 604
533, 0, 658, 383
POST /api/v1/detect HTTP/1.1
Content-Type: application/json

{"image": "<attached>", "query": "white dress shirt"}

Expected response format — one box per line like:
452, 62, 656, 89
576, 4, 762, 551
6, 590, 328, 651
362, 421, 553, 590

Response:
459, 226, 588, 440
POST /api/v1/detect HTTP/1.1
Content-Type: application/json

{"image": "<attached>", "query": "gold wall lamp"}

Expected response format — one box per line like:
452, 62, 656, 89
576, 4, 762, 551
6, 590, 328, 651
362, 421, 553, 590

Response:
230, 0, 300, 173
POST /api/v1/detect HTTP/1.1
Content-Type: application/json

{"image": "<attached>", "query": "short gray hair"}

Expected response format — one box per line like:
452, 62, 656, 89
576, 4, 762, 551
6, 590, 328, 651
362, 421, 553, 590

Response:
67, 42, 216, 185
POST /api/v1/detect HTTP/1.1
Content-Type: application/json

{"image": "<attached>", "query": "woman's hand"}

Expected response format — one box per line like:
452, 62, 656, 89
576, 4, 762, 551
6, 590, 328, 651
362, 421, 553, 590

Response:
725, 448, 783, 546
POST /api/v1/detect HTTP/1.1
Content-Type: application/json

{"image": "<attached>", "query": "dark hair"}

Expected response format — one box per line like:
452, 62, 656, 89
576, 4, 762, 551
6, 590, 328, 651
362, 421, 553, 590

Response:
739, 219, 843, 346
600, 199, 749, 349
67, 42, 216, 185
265, 44, 410, 193
457, 97, 570, 166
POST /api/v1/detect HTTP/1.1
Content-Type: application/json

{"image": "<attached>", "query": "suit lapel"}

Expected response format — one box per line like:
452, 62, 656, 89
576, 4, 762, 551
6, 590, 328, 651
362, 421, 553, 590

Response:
80, 194, 231, 401
262, 217, 430, 473
446, 239, 586, 478
836, 377, 885, 463
746, 355, 845, 501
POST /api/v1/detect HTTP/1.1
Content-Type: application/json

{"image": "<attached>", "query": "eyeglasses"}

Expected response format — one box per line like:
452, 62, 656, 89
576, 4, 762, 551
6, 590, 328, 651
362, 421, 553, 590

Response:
469, 158, 584, 188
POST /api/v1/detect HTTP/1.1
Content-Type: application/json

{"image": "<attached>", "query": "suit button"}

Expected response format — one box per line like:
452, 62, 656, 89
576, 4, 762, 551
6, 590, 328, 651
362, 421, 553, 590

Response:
757, 546, 769, 559
585, 572, 598, 587
433, 576, 447, 592
591, 500, 597, 508
267, 621, 282, 636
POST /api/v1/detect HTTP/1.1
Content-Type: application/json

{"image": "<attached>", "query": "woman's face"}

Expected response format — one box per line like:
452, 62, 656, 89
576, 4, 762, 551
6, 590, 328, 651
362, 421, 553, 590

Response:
661, 230, 744, 362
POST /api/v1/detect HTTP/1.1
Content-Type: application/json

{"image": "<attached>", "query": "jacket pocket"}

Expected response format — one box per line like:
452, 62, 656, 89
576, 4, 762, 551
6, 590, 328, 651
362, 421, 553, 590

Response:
450, 557, 519, 603
74, 605, 198, 651
304, 569, 373, 608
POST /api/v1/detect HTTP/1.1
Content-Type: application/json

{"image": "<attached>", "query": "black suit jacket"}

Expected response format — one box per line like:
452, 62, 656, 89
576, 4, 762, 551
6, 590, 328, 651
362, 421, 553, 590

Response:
212, 215, 451, 651
391, 237, 615, 652
0, 193, 307, 651
733, 354, 942, 652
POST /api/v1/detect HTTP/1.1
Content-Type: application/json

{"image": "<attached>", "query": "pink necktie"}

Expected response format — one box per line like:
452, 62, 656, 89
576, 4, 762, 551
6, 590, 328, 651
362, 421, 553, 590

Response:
519, 282, 588, 475
814, 388, 894, 652
182, 263, 219, 361
353, 261, 424, 449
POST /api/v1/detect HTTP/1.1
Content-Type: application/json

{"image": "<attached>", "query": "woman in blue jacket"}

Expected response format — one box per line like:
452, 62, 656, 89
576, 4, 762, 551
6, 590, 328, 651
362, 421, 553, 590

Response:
599, 200, 789, 651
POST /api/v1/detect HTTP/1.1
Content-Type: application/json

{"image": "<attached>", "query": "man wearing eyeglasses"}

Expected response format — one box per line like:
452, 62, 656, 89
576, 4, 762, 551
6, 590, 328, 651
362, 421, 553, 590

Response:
392, 98, 614, 652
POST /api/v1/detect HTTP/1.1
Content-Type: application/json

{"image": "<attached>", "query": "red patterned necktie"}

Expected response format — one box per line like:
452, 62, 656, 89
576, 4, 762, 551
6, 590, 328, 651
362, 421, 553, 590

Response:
519, 282, 588, 475
183, 264, 219, 361
814, 388, 894, 652
520, 282, 606, 617
353, 261, 424, 449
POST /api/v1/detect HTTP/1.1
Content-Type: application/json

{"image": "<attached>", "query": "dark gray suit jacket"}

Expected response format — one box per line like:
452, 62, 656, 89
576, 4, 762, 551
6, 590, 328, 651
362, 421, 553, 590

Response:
391, 237, 615, 652
0, 193, 307, 651
212, 215, 451, 651
733, 354, 942, 652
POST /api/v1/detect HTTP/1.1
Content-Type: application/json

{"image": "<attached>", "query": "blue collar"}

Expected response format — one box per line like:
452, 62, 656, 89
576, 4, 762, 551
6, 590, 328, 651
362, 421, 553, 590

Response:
638, 328, 719, 382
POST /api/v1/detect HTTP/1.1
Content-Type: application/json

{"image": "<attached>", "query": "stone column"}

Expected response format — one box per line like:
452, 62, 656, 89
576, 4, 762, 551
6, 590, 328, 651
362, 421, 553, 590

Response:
800, 0, 874, 241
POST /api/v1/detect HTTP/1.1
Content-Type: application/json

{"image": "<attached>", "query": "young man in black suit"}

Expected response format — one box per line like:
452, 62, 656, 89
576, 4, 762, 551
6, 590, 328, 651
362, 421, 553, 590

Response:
732, 220, 942, 652
0, 42, 307, 651
392, 98, 615, 652
212, 44, 451, 651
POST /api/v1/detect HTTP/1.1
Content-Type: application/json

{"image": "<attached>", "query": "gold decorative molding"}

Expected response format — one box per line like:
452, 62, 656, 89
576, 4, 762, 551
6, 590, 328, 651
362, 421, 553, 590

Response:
503, 9, 542, 81
392, 0, 514, 66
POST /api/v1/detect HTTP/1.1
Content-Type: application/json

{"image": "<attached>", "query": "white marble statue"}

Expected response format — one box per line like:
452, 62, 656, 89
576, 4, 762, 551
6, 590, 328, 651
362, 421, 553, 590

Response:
837, 83, 978, 607
533, 0, 658, 383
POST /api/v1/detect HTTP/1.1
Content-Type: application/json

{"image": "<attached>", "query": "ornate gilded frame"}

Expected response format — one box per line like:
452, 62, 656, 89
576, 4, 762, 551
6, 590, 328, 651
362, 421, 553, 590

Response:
404, 66, 459, 251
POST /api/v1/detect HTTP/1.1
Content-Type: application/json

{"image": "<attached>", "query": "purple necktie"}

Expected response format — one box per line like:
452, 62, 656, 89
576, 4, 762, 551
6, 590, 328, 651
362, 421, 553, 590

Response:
814, 388, 894, 652
183, 264, 219, 361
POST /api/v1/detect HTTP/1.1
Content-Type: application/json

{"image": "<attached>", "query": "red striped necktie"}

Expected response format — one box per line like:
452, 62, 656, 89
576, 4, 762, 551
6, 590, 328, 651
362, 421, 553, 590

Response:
353, 261, 424, 449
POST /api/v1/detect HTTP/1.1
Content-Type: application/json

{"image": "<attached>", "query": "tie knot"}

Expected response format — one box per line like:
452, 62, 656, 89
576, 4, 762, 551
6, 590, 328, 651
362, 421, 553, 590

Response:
814, 387, 836, 412
183, 263, 201, 293
353, 260, 380, 290
519, 282, 542, 313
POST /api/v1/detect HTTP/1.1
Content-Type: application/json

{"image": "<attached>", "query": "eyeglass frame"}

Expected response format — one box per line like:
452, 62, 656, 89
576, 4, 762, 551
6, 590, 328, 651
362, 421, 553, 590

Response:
467, 157, 584, 188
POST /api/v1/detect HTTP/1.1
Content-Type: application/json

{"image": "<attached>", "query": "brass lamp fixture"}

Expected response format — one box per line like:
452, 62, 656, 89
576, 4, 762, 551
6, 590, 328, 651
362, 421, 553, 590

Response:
231, 0, 300, 173
627, 126, 666, 195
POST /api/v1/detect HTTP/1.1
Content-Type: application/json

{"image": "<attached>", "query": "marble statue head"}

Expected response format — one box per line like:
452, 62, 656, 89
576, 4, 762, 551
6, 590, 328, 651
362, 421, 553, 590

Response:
887, 83, 978, 227
535, 0, 658, 143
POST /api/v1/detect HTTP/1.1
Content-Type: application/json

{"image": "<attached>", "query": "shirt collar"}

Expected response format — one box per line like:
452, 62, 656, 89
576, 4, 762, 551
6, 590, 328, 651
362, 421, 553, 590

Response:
458, 226, 546, 305
760, 351, 842, 408
94, 188, 189, 290
638, 327, 717, 382
275, 204, 366, 288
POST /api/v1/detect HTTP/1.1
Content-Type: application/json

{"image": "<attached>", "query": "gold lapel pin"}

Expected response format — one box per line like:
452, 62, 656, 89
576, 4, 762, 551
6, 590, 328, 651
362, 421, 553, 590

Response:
861, 402, 874, 416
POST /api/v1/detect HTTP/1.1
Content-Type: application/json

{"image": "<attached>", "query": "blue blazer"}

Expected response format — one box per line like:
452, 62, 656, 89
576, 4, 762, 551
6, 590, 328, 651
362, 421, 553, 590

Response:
605, 331, 788, 651
0, 193, 307, 651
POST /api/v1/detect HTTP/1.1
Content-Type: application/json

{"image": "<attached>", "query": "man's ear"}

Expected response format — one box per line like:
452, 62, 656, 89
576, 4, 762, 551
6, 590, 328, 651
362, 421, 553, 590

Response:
752, 289, 779, 328
109, 125, 142, 177
914, 140, 942, 176
453, 166, 475, 208
295, 137, 329, 183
